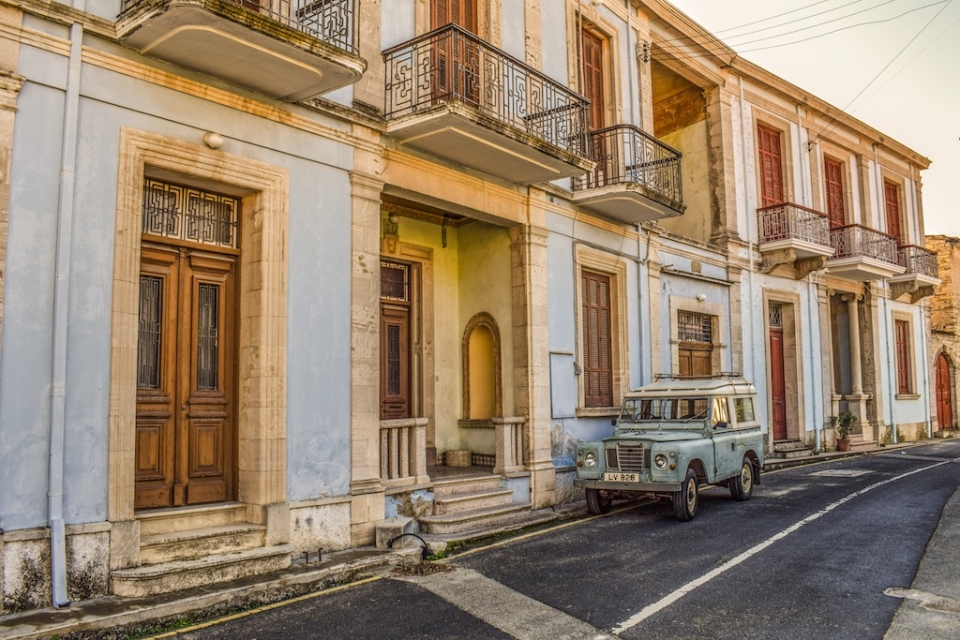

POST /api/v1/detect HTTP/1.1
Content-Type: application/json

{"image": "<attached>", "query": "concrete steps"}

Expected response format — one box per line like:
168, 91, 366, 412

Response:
112, 544, 293, 598
433, 488, 515, 515
420, 502, 539, 535
420, 473, 550, 536
773, 441, 813, 459
113, 503, 291, 598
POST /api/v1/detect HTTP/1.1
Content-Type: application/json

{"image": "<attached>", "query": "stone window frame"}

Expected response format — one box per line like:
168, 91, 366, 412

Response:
816, 141, 861, 227
108, 128, 289, 531
565, 0, 623, 127
668, 295, 726, 376
574, 244, 629, 416
751, 109, 797, 208
761, 289, 807, 443
878, 171, 909, 244
892, 311, 917, 398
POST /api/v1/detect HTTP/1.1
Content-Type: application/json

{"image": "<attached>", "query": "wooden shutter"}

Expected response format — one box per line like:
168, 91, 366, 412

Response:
581, 29, 605, 131
824, 157, 845, 228
582, 270, 613, 407
895, 320, 910, 394
884, 180, 903, 245
432, 0, 477, 32
757, 124, 784, 208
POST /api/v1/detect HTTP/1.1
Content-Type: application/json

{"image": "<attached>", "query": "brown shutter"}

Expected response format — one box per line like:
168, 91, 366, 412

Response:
884, 180, 903, 245
433, 0, 476, 32
824, 157, 846, 228
895, 320, 910, 394
581, 29, 605, 131
757, 124, 784, 208
582, 270, 613, 407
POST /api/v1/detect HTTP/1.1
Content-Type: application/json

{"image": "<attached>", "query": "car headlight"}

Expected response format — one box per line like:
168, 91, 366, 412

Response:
654, 453, 668, 468
584, 451, 598, 468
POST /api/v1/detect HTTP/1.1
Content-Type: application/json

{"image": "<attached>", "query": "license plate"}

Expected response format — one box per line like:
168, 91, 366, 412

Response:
604, 472, 639, 482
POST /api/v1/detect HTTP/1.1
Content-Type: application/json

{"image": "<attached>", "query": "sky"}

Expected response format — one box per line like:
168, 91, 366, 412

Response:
666, 0, 960, 237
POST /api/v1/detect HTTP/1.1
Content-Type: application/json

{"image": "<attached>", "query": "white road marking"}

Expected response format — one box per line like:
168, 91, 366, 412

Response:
395, 567, 614, 640
611, 460, 954, 635
809, 469, 874, 477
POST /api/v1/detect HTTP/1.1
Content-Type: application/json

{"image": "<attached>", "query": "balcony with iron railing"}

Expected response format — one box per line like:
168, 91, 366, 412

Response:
571, 125, 684, 223
755, 203, 834, 277
383, 24, 593, 185
117, 0, 364, 101
826, 224, 905, 281
889, 244, 940, 299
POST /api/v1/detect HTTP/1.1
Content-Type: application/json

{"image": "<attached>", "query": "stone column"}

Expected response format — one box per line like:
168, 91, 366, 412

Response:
509, 224, 555, 509
349, 159, 386, 545
846, 295, 863, 394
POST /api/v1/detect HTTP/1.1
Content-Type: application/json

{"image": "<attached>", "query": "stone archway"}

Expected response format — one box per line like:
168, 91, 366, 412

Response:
462, 312, 502, 420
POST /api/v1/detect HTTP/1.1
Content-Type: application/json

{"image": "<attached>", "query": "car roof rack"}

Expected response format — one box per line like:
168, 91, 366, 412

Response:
653, 372, 743, 381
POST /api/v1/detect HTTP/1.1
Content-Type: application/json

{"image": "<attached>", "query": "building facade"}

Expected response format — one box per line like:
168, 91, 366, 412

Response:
927, 235, 960, 434
0, 0, 939, 612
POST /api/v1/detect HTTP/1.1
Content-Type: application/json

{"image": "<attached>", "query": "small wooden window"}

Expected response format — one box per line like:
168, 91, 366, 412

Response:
884, 180, 903, 245
824, 157, 846, 228
895, 320, 911, 394
678, 312, 712, 343
757, 124, 785, 208
582, 270, 613, 407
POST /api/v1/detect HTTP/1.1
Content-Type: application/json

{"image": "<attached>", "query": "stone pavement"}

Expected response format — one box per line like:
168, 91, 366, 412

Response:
1, 441, 958, 640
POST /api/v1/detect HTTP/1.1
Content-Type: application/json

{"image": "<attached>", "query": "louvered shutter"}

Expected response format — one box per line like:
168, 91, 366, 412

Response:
757, 124, 784, 208
824, 157, 846, 228
884, 180, 903, 245
582, 270, 613, 407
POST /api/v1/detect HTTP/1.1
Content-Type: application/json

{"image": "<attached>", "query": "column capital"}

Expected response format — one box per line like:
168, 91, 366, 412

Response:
349, 171, 385, 201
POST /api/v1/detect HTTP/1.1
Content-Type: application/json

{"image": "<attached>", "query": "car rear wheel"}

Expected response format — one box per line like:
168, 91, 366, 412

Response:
672, 468, 699, 521
729, 457, 755, 501
586, 488, 613, 515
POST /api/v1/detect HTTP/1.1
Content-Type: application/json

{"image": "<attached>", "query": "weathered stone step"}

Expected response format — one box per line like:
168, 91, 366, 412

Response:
137, 503, 248, 537
420, 503, 534, 535
140, 524, 266, 565
431, 474, 502, 497
423, 508, 560, 543
433, 488, 515, 515
112, 544, 293, 598
850, 438, 878, 452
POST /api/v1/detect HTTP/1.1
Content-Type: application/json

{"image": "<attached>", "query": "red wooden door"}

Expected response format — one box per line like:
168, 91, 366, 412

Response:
582, 271, 612, 407
936, 353, 953, 429
757, 124, 784, 208
884, 180, 903, 245
770, 328, 787, 440
824, 157, 846, 229
136, 245, 237, 509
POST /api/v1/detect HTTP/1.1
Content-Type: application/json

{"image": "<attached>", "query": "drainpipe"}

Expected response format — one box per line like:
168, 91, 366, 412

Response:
797, 105, 822, 452
873, 145, 897, 445
738, 76, 758, 382
48, 18, 84, 609
920, 300, 933, 437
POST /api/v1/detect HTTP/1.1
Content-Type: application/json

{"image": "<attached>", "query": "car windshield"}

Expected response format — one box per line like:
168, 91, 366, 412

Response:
620, 397, 710, 424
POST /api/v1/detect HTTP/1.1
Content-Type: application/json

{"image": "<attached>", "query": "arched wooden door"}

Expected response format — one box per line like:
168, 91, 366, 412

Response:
936, 353, 953, 430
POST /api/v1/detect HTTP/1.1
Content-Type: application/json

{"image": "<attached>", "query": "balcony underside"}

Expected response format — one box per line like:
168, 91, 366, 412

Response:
572, 183, 683, 224
387, 104, 594, 185
826, 256, 904, 281
759, 238, 834, 259
118, 2, 365, 101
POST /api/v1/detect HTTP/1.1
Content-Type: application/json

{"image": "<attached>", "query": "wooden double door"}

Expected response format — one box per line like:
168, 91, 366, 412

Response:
135, 243, 237, 510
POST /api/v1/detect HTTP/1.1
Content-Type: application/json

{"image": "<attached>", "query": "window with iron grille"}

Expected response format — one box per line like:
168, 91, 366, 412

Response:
380, 261, 409, 301
141, 179, 239, 248
582, 270, 613, 407
678, 312, 713, 344
769, 303, 782, 328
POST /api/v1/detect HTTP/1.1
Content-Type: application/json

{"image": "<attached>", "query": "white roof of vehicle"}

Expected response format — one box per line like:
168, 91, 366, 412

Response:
626, 374, 756, 398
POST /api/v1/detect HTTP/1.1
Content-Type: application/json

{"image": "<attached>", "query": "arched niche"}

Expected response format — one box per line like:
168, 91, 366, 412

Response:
462, 312, 502, 420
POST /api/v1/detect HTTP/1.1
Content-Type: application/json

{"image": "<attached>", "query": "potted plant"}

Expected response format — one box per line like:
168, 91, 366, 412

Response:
832, 411, 856, 451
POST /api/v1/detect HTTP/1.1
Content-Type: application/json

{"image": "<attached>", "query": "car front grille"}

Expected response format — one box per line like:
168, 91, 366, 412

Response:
605, 443, 647, 473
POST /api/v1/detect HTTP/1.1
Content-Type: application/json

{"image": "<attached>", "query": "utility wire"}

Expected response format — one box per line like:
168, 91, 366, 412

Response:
652, 1, 947, 61
655, 0, 942, 59
811, 0, 954, 142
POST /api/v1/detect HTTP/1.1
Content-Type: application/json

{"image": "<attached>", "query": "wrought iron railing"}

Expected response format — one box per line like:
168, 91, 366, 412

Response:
572, 125, 684, 211
120, 0, 359, 55
383, 24, 589, 158
758, 202, 831, 246
898, 244, 938, 278
829, 224, 900, 265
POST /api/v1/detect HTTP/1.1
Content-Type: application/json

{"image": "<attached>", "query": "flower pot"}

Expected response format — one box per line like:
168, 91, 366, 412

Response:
837, 438, 851, 452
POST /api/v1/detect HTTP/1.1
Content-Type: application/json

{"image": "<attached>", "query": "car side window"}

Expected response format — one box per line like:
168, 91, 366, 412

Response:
735, 397, 755, 424
712, 397, 730, 429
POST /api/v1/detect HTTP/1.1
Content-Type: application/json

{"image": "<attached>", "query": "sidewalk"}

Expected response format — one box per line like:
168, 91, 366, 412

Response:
1, 442, 957, 640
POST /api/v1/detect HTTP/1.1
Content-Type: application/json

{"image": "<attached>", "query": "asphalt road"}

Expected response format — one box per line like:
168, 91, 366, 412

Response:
171, 439, 960, 640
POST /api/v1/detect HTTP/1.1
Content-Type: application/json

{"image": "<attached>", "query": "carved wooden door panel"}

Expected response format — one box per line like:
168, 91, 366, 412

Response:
380, 304, 411, 420
136, 245, 236, 509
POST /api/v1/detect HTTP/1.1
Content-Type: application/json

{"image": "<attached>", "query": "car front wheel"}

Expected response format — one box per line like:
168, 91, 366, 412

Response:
586, 488, 613, 515
729, 457, 755, 501
672, 468, 699, 521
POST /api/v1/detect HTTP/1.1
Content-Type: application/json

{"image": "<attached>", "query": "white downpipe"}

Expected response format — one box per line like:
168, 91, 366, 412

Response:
738, 77, 757, 383
48, 19, 84, 608
920, 302, 933, 437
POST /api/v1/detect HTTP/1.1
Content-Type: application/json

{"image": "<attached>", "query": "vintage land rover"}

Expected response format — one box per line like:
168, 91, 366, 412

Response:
575, 374, 764, 521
